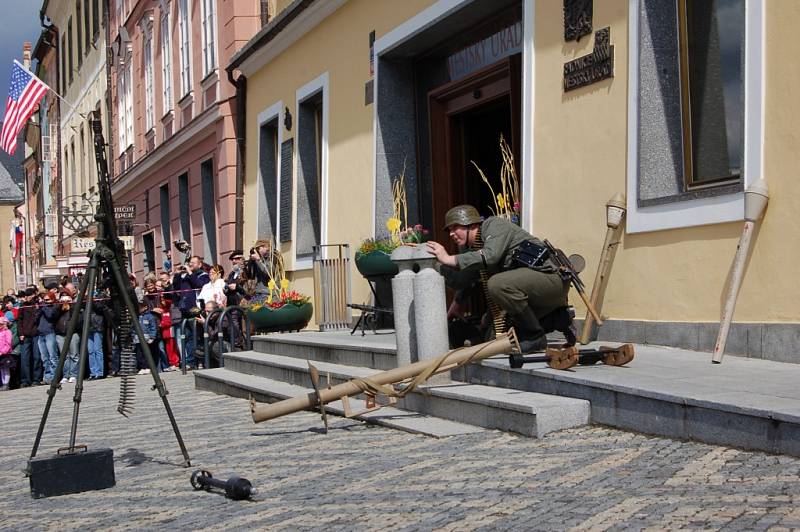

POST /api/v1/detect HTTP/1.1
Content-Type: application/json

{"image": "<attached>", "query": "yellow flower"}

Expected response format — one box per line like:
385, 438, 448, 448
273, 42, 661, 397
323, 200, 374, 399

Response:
268, 279, 276, 290
280, 278, 290, 290
497, 193, 506, 210
386, 217, 401, 233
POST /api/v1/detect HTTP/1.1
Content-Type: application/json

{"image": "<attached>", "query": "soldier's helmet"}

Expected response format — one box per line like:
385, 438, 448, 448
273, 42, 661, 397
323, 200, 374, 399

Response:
444, 205, 481, 230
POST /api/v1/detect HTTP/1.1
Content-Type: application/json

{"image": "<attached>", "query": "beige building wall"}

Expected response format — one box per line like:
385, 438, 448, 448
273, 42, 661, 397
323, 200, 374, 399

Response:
240, 0, 796, 333
242, 0, 438, 316
533, 0, 797, 324
0, 205, 18, 291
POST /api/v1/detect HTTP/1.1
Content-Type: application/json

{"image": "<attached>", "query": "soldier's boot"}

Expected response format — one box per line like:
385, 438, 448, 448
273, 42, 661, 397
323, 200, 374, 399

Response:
540, 306, 577, 347
508, 307, 548, 369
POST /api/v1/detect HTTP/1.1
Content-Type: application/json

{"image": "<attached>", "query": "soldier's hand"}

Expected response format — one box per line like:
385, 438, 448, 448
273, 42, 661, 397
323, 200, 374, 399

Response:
426, 241, 457, 268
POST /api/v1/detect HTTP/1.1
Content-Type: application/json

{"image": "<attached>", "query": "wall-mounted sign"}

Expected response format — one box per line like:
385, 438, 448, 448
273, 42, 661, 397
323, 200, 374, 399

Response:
446, 21, 523, 81
72, 236, 134, 251
563, 27, 614, 92
564, 0, 593, 42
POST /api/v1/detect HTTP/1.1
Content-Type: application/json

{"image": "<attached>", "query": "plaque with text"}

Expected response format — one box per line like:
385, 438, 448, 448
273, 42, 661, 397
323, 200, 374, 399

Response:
563, 27, 614, 92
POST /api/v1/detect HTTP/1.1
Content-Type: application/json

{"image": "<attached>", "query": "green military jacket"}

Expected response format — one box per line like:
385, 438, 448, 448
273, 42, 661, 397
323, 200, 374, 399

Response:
455, 216, 556, 275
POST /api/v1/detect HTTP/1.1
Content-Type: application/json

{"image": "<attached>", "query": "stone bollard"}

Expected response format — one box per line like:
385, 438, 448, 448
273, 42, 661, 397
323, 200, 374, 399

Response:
390, 246, 417, 367
411, 247, 451, 384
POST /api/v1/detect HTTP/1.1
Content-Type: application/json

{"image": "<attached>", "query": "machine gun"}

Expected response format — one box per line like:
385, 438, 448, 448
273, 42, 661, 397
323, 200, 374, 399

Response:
28, 115, 191, 497
543, 239, 603, 326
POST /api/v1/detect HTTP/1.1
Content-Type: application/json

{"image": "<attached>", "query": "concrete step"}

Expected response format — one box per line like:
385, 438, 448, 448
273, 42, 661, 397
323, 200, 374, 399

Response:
220, 351, 590, 438
194, 368, 485, 438
251, 331, 398, 370
453, 346, 800, 457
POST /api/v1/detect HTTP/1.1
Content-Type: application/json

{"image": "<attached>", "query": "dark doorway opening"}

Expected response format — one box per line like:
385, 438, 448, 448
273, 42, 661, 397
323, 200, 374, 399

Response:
428, 54, 521, 248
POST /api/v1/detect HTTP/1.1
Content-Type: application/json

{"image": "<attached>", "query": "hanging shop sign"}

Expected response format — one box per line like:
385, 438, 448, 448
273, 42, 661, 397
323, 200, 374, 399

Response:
113, 204, 136, 221
72, 236, 134, 251
563, 27, 614, 92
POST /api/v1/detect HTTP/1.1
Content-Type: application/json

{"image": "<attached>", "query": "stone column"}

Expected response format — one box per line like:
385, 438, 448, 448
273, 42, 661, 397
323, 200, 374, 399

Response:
411, 247, 450, 384
390, 246, 417, 367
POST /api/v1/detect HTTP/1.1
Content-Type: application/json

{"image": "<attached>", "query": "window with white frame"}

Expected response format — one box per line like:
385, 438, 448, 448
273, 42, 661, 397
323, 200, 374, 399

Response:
178, 0, 191, 96
160, 7, 172, 114
143, 19, 155, 132
116, 67, 126, 153
201, 0, 217, 76
117, 49, 134, 153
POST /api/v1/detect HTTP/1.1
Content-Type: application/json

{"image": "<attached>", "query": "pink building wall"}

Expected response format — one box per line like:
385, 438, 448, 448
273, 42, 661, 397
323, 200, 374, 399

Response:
109, 0, 260, 277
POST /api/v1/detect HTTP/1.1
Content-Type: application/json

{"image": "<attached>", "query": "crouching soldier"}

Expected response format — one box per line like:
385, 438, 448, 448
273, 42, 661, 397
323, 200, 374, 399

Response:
426, 204, 574, 353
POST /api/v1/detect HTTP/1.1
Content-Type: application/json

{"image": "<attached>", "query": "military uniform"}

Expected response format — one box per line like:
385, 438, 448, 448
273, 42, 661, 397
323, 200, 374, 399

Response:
441, 206, 570, 352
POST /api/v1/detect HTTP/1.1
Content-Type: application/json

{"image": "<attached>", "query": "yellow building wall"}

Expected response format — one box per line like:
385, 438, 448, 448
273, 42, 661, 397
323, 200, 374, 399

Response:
532, 0, 798, 324
245, 0, 798, 327
0, 205, 18, 292
244, 0, 438, 323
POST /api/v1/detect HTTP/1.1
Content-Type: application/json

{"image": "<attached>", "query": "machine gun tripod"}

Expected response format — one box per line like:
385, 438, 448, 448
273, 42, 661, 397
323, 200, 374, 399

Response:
27, 116, 190, 497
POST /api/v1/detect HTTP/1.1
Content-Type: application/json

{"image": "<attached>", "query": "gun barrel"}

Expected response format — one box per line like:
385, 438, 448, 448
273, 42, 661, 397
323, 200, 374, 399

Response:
250, 331, 518, 423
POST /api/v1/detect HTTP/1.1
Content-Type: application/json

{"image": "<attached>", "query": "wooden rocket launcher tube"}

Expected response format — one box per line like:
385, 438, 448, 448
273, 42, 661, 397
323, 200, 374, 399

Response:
712, 179, 769, 364
251, 332, 518, 423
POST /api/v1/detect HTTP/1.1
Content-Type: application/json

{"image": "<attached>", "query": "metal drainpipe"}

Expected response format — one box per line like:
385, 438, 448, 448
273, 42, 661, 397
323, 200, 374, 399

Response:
227, 69, 246, 252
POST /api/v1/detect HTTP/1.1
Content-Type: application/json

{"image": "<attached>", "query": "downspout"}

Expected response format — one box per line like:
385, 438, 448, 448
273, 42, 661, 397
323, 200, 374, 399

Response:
227, 68, 246, 252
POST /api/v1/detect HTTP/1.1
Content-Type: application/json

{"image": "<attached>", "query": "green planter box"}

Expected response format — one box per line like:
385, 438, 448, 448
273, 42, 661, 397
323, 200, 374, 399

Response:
247, 302, 313, 333
355, 250, 398, 278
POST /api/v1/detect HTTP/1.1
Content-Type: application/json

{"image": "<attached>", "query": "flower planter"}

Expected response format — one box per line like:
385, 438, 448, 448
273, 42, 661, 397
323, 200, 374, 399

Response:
247, 302, 314, 333
355, 250, 399, 278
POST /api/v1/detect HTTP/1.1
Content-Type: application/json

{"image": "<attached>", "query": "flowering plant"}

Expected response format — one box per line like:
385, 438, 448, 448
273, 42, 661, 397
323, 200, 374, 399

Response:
357, 162, 430, 258
471, 135, 521, 225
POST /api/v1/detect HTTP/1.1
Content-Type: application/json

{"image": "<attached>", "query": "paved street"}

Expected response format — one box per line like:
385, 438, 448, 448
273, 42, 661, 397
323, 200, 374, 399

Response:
1, 373, 800, 531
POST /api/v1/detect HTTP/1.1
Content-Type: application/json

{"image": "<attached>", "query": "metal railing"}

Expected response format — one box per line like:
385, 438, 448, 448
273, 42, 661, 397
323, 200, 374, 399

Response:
202, 305, 252, 369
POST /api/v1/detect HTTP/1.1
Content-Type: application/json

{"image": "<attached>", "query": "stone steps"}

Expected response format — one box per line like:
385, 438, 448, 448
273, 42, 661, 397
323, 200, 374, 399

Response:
251, 332, 397, 370
207, 350, 590, 438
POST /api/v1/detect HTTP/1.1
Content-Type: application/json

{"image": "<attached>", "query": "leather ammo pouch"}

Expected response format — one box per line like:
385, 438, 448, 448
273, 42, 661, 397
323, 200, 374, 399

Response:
510, 240, 550, 269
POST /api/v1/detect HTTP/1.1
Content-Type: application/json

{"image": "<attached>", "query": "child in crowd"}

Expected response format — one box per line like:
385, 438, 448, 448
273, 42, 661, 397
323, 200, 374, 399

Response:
133, 301, 159, 375
0, 316, 16, 390
158, 298, 179, 370
55, 295, 80, 384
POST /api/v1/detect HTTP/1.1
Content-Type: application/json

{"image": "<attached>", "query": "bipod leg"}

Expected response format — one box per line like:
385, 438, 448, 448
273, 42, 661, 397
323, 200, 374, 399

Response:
29, 252, 95, 463
508, 346, 581, 370
106, 254, 192, 467
307, 362, 329, 432
68, 259, 100, 452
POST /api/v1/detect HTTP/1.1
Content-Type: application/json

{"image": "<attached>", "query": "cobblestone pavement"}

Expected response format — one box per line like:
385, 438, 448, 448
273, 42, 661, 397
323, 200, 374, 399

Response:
2, 373, 800, 531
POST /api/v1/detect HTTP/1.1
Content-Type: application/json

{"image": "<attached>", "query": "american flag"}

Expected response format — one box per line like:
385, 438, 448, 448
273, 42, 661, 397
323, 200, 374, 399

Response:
1, 60, 49, 155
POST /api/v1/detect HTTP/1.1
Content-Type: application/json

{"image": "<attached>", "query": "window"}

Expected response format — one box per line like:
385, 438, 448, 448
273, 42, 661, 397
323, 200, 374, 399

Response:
124, 53, 134, 148
178, 172, 190, 241
160, 184, 171, 253
117, 50, 134, 153
143, 22, 155, 131
178, 0, 191, 96
143, 232, 156, 273
63, 149, 69, 200
79, 125, 86, 194
68, 18, 74, 84
678, 0, 744, 187
200, 159, 217, 263
60, 34, 67, 94
201, 0, 217, 76
296, 74, 328, 262
258, 114, 279, 240
70, 140, 77, 200
160, 8, 172, 114
76, 2, 83, 67
92, 0, 99, 40
84, 0, 91, 53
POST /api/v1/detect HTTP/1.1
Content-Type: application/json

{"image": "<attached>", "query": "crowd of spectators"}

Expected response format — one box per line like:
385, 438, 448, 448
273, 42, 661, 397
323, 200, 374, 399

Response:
0, 242, 273, 391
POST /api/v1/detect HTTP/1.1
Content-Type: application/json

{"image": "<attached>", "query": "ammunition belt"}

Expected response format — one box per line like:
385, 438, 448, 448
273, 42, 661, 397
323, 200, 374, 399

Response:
472, 228, 506, 337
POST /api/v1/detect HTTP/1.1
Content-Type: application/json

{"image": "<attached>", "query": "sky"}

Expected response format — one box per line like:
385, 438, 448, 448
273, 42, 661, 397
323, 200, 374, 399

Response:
0, 0, 45, 121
